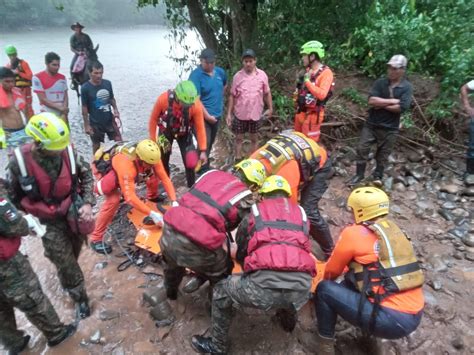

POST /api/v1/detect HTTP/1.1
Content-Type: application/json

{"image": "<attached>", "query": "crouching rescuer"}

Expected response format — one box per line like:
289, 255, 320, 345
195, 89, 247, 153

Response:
313, 187, 424, 354
192, 175, 315, 354
7, 112, 96, 319
160, 159, 266, 300
89, 139, 177, 254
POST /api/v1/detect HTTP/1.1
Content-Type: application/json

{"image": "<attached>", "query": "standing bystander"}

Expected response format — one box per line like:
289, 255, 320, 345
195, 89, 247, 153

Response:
32, 52, 69, 122
226, 49, 273, 161
81, 61, 122, 154
189, 48, 227, 172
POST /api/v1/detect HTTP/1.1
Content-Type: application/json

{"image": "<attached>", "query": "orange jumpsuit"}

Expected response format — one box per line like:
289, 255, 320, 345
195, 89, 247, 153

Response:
294, 66, 333, 142
148, 91, 207, 152
324, 224, 424, 313
6, 59, 34, 118
251, 144, 328, 203
90, 153, 177, 243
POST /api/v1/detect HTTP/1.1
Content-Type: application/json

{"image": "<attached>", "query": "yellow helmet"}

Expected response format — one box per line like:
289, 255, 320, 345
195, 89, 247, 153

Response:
234, 158, 266, 187
347, 187, 389, 224
136, 139, 161, 164
259, 175, 291, 197
25, 112, 69, 151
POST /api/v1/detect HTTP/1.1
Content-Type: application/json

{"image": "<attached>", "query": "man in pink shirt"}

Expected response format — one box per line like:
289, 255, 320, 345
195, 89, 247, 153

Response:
226, 49, 273, 161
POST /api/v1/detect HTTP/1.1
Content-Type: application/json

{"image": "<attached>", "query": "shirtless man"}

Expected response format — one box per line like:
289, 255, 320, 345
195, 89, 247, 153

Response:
0, 67, 28, 148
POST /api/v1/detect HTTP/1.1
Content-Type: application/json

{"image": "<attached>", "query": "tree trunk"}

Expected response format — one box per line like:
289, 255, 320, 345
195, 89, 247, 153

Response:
229, 0, 258, 56
186, 0, 218, 51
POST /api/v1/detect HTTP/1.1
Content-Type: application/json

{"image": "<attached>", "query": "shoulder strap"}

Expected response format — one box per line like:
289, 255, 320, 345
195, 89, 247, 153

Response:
250, 203, 307, 234
13, 147, 28, 178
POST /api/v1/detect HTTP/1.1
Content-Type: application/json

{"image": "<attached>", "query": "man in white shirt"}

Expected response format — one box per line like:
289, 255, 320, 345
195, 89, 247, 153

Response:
32, 52, 69, 123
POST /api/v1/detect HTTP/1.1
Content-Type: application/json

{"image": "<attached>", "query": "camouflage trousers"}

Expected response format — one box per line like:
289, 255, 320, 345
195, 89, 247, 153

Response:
0, 252, 68, 351
211, 274, 310, 352
41, 220, 88, 303
160, 224, 232, 293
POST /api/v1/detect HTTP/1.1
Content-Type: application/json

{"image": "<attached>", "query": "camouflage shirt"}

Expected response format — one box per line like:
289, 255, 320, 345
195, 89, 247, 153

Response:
7, 145, 95, 207
0, 179, 29, 238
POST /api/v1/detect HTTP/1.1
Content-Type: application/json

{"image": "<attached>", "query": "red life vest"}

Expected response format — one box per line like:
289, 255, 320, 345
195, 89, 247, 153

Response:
296, 65, 334, 113
13, 144, 74, 219
244, 198, 316, 276
0, 198, 21, 261
158, 90, 191, 137
164, 170, 252, 250
0, 236, 21, 261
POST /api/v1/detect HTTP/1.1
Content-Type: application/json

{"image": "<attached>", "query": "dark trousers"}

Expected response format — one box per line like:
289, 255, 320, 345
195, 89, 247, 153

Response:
200, 119, 220, 172
314, 280, 422, 339
356, 124, 398, 178
300, 161, 334, 258
161, 132, 196, 188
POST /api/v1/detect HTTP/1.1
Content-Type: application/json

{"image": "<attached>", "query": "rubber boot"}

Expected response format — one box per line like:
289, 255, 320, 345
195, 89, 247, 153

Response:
348, 162, 366, 186
371, 165, 384, 187
183, 275, 206, 293
47, 324, 76, 347
316, 333, 335, 355
76, 301, 91, 319
191, 335, 225, 354
90, 241, 112, 255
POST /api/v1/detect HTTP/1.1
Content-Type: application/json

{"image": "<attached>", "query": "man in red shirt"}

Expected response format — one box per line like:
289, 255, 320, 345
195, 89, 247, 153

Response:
313, 187, 424, 354
32, 52, 69, 122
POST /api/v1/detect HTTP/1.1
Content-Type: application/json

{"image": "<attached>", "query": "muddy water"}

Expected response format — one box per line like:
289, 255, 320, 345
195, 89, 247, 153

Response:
0, 26, 197, 174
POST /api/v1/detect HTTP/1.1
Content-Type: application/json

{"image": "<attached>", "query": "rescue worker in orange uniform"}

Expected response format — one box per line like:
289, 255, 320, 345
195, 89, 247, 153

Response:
4, 45, 34, 118
294, 41, 334, 142
160, 159, 265, 300
251, 130, 334, 259
149, 80, 207, 188
89, 139, 177, 254
313, 187, 424, 354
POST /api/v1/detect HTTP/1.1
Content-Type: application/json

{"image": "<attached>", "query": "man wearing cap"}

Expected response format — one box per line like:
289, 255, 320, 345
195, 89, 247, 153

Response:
4, 45, 34, 118
349, 55, 413, 186
189, 48, 227, 172
226, 49, 273, 161
70, 22, 94, 72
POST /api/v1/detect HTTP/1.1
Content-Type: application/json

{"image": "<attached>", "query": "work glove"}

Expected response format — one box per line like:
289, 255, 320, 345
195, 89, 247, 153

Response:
171, 201, 179, 207
304, 72, 311, 83
149, 211, 164, 226
23, 214, 47, 237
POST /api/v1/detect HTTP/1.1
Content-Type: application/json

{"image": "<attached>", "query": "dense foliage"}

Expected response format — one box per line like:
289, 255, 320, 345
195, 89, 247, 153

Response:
140, 0, 473, 122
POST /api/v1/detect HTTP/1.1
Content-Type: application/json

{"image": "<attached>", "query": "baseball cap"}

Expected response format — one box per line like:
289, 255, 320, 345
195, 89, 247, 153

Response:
387, 55, 407, 69
200, 48, 216, 62
241, 48, 256, 59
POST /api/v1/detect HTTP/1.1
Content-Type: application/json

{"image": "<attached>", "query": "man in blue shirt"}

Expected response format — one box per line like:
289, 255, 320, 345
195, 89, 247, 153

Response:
189, 48, 227, 172
81, 61, 121, 153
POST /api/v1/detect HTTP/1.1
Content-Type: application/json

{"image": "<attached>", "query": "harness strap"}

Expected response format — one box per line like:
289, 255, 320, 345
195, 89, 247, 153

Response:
250, 204, 308, 235
14, 147, 28, 178
188, 189, 231, 218
352, 262, 421, 282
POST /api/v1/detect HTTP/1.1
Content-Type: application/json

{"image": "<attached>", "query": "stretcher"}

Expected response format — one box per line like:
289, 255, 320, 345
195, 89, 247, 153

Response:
128, 202, 325, 292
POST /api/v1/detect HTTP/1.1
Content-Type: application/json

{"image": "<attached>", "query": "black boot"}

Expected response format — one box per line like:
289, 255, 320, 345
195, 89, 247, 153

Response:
90, 241, 112, 255
191, 335, 225, 354
47, 324, 76, 347
76, 301, 91, 319
7, 335, 30, 355
183, 275, 206, 293
348, 162, 366, 186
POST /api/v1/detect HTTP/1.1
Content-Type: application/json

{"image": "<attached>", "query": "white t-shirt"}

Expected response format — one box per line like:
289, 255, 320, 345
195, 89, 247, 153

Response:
32, 71, 68, 115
